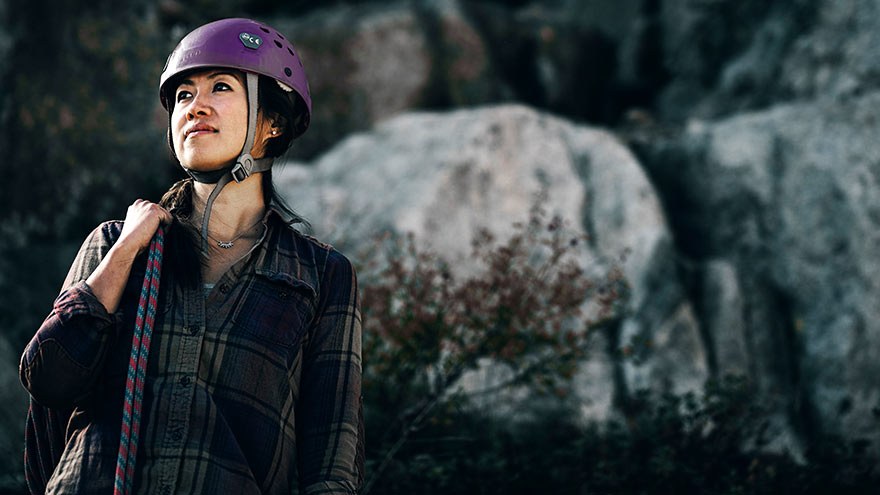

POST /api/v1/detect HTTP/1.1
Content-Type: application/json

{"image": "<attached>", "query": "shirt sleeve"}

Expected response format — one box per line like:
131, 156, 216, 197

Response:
19, 222, 123, 409
298, 249, 364, 495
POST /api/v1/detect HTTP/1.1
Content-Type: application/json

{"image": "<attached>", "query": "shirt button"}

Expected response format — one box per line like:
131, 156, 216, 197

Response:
179, 376, 191, 387
186, 324, 199, 335
219, 284, 230, 294
170, 430, 182, 441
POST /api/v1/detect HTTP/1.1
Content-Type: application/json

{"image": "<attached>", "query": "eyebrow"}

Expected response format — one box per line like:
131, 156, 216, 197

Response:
177, 71, 241, 88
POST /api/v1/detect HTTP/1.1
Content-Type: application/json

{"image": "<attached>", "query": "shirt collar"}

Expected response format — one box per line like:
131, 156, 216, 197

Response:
252, 206, 321, 298
264, 202, 299, 225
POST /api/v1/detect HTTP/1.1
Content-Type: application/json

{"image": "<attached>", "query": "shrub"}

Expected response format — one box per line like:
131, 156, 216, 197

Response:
357, 201, 628, 492
356, 203, 878, 494
362, 373, 878, 494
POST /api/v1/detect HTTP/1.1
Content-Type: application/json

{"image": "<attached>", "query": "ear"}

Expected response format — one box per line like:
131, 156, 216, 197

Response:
268, 112, 288, 137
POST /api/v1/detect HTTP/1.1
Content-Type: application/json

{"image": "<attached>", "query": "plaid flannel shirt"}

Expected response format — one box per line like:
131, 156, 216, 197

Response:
20, 208, 363, 494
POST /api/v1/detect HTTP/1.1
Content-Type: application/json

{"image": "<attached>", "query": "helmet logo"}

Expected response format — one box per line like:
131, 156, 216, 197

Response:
239, 32, 262, 50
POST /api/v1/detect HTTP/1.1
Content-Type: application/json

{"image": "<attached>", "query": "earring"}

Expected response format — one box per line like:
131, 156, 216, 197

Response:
271, 130, 278, 136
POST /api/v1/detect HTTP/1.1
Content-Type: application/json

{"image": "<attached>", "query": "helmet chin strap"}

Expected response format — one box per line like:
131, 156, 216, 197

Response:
184, 72, 274, 252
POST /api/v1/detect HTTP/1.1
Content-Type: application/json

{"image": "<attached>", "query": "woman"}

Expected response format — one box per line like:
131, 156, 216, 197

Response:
20, 18, 363, 495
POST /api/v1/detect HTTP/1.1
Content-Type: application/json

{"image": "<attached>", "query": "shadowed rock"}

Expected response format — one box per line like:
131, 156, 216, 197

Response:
638, 91, 880, 455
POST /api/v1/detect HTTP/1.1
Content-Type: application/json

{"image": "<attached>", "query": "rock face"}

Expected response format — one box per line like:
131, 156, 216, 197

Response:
653, 0, 880, 122
270, 0, 497, 159
637, 91, 880, 452
266, 0, 880, 157
276, 104, 707, 424
279, 96, 880, 452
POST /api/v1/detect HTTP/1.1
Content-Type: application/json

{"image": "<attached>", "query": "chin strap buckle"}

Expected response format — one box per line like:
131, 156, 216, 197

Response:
230, 155, 253, 183
230, 164, 248, 182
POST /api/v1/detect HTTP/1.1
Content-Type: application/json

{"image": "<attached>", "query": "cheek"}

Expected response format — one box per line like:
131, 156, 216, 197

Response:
225, 118, 249, 151
232, 108, 249, 139
170, 111, 186, 151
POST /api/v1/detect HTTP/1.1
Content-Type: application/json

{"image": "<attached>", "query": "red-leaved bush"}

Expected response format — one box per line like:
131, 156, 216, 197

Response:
356, 200, 629, 492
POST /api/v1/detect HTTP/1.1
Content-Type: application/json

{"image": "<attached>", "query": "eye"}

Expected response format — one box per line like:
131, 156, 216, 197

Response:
213, 82, 232, 92
176, 90, 192, 103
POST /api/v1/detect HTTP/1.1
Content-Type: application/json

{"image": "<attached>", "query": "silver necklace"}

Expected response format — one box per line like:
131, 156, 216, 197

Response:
206, 218, 263, 249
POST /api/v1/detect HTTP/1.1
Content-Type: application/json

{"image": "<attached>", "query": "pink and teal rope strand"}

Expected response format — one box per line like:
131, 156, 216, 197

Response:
114, 226, 164, 495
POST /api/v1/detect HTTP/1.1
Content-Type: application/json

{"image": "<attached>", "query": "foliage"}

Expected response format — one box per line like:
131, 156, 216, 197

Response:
356, 204, 877, 494
358, 202, 629, 492
361, 373, 878, 495
4, 2, 176, 243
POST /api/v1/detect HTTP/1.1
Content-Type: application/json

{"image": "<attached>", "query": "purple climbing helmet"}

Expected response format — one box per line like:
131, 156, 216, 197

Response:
159, 17, 311, 137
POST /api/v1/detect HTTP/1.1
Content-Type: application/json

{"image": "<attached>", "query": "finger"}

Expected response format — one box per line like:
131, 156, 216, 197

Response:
159, 207, 174, 225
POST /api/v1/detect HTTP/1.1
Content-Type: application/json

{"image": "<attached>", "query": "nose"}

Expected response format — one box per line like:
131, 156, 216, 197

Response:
186, 92, 211, 120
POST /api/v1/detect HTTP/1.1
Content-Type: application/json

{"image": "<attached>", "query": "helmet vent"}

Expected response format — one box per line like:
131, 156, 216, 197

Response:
274, 40, 283, 48
284, 67, 292, 77
278, 33, 285, 40
288, 48, 295, 57
260, 27, 270, 33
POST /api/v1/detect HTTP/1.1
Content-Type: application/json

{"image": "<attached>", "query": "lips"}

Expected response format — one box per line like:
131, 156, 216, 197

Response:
185, 123, 217, 139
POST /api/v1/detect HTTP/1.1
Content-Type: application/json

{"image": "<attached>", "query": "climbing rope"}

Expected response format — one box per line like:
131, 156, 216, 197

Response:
114, 226, 164, 495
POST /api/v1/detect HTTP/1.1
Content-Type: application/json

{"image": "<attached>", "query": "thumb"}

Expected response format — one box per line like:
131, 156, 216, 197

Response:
159, 207, 174, 226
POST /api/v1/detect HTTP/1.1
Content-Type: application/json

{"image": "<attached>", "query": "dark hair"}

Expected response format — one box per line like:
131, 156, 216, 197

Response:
255, 74, 311, 226
159, 70, 311, 288
258, 74, 309, 158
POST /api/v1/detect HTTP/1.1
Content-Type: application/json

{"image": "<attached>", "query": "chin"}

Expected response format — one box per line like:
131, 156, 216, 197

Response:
180, 154, 236, 171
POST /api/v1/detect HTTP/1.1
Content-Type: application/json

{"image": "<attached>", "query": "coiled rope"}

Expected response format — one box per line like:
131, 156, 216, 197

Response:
114, 226, 164, 495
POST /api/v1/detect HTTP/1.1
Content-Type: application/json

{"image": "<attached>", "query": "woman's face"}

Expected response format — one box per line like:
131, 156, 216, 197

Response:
171, 69, 270, 170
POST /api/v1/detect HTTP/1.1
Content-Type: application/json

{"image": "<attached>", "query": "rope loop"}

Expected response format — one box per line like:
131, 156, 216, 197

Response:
114, 226, 164, 495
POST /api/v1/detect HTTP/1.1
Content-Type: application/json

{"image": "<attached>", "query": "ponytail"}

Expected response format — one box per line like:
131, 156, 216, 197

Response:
159, 178, 194, 217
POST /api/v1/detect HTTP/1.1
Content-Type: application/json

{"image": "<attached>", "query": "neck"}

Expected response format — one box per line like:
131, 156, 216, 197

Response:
192, 172, 266, 239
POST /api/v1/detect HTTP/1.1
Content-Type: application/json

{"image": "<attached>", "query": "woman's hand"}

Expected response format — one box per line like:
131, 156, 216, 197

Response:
86, 200, 173, 314
115, 199, 174, 255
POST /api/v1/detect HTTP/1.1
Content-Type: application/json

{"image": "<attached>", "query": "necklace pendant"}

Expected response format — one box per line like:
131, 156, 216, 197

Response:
216, 240, 234, 249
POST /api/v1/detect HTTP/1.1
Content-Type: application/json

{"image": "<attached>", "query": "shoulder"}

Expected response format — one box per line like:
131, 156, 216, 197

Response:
75, 220, 125, 257
273, 220, 352, 266
264, 221, 357, 297
293, 228, 357, 280
298, 231, 356, 276
291, 228, 354, 272
94, 220, 125, 245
